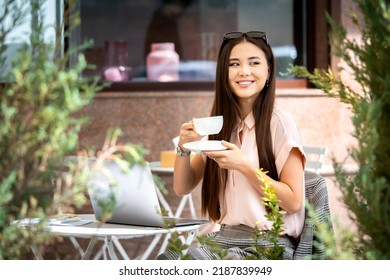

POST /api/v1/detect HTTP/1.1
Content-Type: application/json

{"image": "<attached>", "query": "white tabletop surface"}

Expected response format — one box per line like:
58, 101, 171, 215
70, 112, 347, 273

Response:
149, 161, 174, 173
20, 214, 201, 239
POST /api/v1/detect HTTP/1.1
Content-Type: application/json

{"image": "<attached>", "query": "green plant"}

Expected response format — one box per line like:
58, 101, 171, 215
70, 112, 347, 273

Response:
0, 0, 91, 259
165, 231, 192, 260
0, 0, 147, 259
288, 0, 390, 259
196, 234, 231, 260
244, 169, 285, 260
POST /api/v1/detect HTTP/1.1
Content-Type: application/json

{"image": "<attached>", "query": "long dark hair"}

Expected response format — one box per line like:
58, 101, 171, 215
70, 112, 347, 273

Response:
202, 34, 278, 221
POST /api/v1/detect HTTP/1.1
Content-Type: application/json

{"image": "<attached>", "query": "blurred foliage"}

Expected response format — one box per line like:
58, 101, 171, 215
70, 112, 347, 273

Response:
288, 0, 390, 259
0, 0, 147, 259
245, 169, 286, 260
165, 231, 192, 260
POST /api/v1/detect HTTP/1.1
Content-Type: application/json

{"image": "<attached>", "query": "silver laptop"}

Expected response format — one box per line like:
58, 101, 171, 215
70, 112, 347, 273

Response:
87, 160, 208, 227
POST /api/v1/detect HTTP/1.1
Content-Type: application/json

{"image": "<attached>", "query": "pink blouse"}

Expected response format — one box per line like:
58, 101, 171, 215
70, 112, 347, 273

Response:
217, 107, 306, 238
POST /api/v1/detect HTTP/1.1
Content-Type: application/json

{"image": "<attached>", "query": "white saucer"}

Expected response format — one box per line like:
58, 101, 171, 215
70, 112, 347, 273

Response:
183, 140, 227, 153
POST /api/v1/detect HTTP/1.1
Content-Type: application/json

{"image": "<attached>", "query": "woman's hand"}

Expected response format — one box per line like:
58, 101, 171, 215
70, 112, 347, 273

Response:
177, 120, 201, 151
174, 120, 205, 196
204, 140, 249, 171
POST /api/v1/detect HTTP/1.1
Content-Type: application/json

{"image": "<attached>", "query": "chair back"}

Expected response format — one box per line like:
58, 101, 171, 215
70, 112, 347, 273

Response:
303, 145, 327, 173
293, 170, 335, 259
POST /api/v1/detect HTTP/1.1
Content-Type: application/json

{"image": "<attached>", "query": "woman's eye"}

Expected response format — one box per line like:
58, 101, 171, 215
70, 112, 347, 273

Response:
229, 62, 239, 67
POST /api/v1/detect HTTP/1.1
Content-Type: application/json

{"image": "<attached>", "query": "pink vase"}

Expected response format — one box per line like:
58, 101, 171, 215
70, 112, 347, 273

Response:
102, 40, 132, 81
146, 43, 179, 82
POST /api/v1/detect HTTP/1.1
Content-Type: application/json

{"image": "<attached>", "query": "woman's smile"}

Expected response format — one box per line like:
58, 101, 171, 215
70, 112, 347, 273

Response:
236, 80, 255, 87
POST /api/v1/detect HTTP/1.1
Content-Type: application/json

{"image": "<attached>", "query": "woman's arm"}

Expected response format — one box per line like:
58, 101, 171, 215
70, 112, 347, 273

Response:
255, 147, 304, 213
205, 141, 304, 214
173, 154, 205, 196
173, 121, 205, 196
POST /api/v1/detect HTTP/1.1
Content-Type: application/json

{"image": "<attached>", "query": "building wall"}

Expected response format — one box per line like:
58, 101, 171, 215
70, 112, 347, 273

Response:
76, 89, 355, 167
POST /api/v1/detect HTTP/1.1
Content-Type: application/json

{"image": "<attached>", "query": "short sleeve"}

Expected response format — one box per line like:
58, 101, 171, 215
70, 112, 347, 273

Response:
271, 107, 306, 177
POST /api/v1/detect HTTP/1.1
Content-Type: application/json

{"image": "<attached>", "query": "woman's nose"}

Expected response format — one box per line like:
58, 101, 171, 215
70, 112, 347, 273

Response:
239, 64, 251, 76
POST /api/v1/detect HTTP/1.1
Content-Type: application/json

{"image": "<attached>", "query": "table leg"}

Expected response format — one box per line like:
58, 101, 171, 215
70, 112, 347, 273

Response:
82, 237, 98, 260
31, 237, 92, 260
68, 236, 84, 257
93, 242, 108, 260
105, 236, 118, 260
94, 238, 128, 260
112, 237, 130, 260
137, 234, 163, 260
182, 230, 196, 255
158, 233, 170, 255
31, 245, 43, 260
158, 229, 197, 256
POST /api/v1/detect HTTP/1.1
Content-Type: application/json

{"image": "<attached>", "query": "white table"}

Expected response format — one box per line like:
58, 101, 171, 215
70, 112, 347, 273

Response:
22, 214, 201, 260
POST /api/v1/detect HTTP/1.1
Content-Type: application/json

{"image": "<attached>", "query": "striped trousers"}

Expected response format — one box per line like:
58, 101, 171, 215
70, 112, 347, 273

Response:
157, 224, 296, 260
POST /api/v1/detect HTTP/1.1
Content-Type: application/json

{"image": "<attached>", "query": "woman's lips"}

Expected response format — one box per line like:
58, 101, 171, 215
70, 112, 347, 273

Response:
237, 80, 254, 87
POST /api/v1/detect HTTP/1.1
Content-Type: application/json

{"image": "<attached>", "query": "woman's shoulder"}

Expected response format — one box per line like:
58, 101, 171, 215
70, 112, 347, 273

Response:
271, 106, 297, 126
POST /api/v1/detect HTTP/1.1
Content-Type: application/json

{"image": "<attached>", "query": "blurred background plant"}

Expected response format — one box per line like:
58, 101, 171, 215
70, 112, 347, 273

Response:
288, 0, 390, 259
0, 0, 148, 259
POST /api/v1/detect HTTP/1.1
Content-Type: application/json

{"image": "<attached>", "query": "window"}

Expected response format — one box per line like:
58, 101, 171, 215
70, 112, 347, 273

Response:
66, 0, 334, 88
1, 1, 56, 82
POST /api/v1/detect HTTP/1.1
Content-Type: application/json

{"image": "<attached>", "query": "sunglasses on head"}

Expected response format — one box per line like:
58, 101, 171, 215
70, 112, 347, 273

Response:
223, 31, 268, 45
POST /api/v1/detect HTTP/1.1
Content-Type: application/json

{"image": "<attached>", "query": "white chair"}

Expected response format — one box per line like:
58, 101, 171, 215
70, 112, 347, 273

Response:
303, 145, 327, 173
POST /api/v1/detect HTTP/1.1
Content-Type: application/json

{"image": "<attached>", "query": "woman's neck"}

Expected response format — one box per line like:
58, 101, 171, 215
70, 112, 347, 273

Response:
239, 104, 252, 120
238, 95, 255, 120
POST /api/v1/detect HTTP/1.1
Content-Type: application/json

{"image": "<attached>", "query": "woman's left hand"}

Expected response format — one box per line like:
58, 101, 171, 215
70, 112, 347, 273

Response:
204, 140, 248, 171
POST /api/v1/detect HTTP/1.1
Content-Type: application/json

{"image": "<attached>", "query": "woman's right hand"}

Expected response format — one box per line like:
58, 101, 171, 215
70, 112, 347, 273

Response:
178, 120, 201, 151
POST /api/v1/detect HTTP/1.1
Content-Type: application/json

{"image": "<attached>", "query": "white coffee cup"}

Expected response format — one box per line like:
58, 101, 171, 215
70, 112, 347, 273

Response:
193, 115, 223, 136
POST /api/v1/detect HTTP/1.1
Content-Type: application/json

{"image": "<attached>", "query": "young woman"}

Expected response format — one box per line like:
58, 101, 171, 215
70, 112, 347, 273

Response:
159, 31, 306, 260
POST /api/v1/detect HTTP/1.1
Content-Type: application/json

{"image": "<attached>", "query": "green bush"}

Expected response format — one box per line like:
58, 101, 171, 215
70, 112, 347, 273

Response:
0, 0, 147, 259
289, 0, 390, 259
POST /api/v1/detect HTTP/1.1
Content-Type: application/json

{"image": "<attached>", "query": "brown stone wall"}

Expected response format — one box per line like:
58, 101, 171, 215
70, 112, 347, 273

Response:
76, 89, 355, 168
76, 91, 214, 162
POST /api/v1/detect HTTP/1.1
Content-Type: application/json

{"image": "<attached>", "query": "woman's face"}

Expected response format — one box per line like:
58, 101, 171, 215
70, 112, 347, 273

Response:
228, 41, 269, 104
